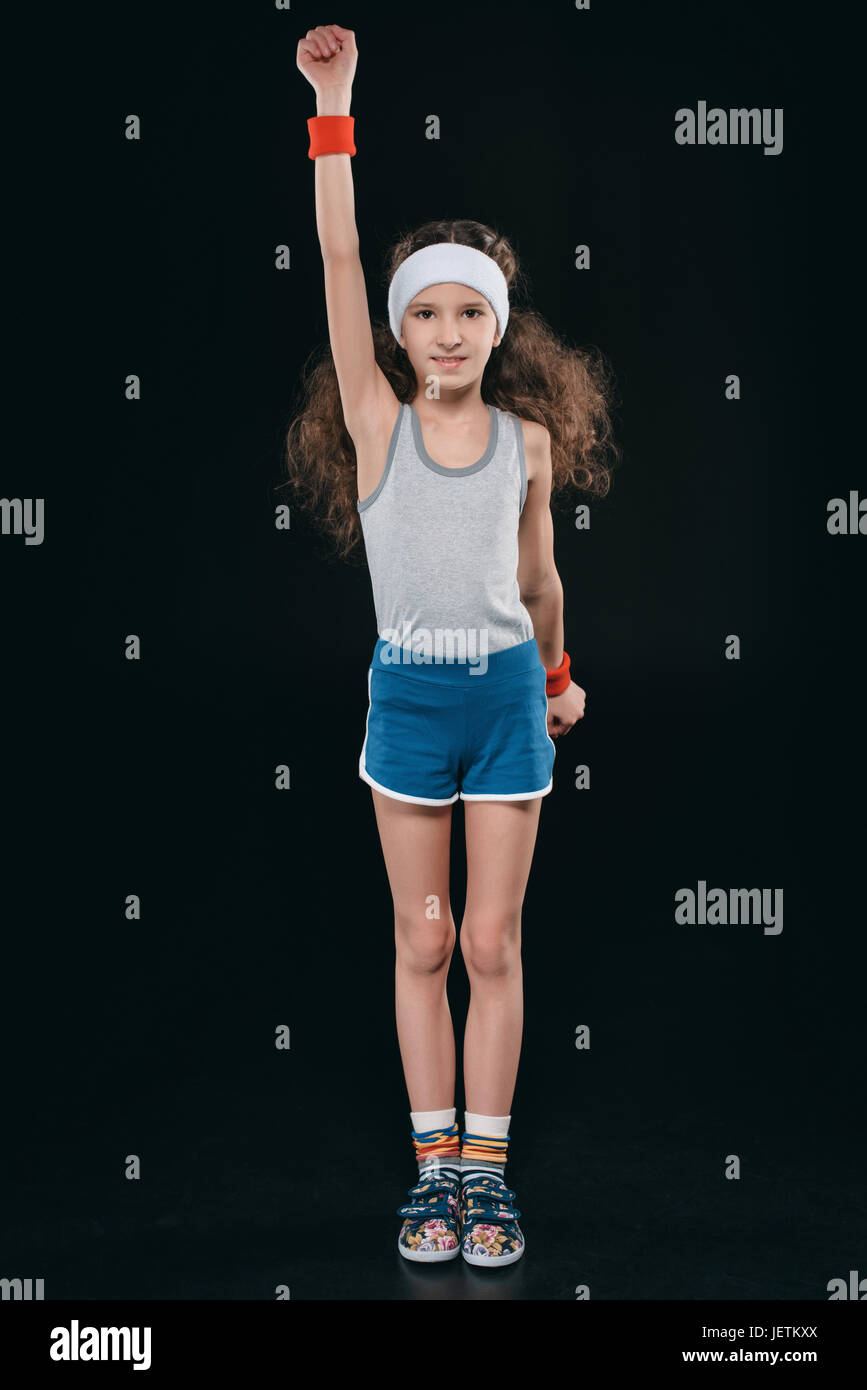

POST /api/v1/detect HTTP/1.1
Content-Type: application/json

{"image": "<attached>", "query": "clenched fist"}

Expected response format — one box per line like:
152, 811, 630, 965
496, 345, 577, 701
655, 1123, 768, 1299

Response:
297, 23, 358, 92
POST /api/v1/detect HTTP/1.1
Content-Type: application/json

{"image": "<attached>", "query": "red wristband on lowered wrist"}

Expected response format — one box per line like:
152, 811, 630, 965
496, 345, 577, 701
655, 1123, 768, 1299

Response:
307, 115, 356, 159
546, 649, 571, 697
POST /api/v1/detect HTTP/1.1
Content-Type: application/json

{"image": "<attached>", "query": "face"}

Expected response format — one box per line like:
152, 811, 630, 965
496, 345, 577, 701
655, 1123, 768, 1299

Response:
400, 282, 500, 389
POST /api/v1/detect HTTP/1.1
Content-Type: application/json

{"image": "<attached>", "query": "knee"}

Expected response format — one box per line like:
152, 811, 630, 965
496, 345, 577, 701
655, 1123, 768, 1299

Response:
394, 909, 456, 976
460, 913, 521, 980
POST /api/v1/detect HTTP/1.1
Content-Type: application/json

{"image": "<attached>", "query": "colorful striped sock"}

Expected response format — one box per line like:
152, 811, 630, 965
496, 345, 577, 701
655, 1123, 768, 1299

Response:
460, 1111, 511, 1182
410, 1107, 461, 1176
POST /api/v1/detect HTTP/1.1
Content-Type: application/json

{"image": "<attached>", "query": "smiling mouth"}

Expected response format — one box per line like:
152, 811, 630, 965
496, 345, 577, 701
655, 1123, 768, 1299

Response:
432, 356, 466, 363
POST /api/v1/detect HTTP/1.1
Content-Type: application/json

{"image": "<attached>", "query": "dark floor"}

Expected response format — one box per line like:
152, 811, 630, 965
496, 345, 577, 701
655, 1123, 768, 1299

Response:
3, 1069, 864, 1301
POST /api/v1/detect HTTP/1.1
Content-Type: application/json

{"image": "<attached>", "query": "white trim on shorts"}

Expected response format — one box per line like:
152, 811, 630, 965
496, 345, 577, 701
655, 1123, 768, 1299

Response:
459, 781, 553, 800
359, 765, 461, 805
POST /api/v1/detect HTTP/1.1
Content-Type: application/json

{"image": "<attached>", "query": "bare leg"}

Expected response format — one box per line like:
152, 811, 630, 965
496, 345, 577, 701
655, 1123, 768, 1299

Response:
460, 798, 544, 1115
370, 788, 457, 1111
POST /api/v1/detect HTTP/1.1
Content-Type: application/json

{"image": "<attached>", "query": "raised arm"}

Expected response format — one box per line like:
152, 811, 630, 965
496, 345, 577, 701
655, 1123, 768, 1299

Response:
296, 24, 396, 440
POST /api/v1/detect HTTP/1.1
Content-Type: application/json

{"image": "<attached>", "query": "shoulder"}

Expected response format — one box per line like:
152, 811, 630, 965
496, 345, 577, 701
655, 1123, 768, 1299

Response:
512, 415, 551, 485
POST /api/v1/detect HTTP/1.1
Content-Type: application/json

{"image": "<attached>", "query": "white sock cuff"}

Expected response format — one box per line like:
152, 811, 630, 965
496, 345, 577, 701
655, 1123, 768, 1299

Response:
464, 1111, 511, 1138
410, 1106, 457, 1133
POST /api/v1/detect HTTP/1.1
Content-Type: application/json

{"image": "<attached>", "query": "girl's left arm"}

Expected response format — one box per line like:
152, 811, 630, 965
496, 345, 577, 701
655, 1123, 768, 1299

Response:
517, 422, 586, 736
516, 421, 564, 670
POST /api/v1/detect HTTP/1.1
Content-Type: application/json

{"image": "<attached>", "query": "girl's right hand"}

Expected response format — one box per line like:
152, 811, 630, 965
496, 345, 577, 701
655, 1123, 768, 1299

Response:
296, 24, 357, 92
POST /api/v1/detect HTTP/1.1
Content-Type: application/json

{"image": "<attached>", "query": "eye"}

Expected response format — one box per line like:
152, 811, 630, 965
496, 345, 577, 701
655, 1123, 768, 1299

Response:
414, 308, 482, 319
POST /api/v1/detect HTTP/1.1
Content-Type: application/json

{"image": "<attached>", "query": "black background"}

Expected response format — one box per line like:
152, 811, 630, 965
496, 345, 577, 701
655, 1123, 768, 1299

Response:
2, 0, 863, 1303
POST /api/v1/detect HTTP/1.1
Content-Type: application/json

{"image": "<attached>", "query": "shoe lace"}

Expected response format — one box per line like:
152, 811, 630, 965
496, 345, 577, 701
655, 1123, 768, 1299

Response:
397, 1168, 460, 1222
461, 1174, 522, 1230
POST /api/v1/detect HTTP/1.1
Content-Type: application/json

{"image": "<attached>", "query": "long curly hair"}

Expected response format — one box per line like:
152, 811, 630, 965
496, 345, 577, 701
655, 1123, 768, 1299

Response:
280, 218, 621, 562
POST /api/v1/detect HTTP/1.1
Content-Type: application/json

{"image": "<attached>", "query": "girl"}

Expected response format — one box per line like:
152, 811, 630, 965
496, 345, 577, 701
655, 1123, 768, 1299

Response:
288, 22, 618, 1268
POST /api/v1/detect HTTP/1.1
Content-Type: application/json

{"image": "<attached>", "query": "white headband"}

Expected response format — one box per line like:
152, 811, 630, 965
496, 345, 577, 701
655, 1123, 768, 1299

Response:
388, 242, 510, 345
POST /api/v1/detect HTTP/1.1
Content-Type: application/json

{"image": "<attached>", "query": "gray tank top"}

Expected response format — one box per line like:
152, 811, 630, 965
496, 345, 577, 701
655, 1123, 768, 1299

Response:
357, 400, 534, 656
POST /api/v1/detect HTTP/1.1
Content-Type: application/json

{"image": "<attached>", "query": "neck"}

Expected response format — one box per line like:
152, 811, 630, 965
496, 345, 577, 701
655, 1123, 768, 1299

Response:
410, 384, 487, 420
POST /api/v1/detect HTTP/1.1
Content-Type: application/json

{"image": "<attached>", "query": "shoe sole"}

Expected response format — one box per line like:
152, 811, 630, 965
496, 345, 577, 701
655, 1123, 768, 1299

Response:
398, 1238, 461, 1263
461, 1241, 525, 1268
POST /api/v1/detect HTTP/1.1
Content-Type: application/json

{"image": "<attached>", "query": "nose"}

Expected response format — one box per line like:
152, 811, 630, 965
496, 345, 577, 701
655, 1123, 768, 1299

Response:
436, 321, 462, 349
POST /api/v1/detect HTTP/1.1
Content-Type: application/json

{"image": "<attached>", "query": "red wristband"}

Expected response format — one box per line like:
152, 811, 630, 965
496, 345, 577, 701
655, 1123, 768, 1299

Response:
307, 115, 356, 159
546, 649, 571, 697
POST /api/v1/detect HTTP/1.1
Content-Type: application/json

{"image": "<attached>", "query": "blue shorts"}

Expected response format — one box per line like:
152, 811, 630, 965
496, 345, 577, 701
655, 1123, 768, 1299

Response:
358, 636, 556, 804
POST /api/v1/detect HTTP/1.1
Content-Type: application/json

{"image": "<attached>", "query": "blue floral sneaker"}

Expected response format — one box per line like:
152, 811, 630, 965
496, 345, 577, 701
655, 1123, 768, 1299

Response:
460, 1173, 525, 1266
397, 1166, 462, 1262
